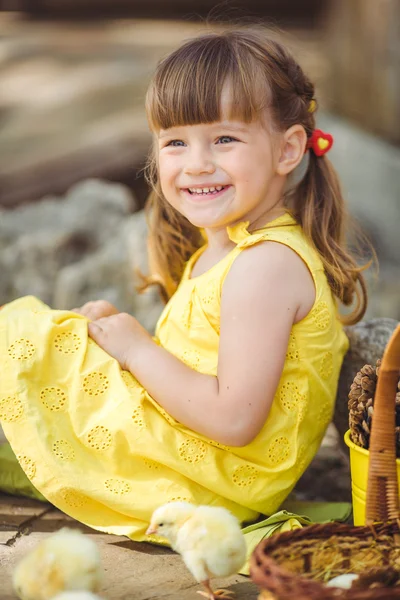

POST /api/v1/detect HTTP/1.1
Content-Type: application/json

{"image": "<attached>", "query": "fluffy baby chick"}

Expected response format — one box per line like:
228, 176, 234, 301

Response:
146, 502, 246, 600
13, 527, 102, 600
51, 593, 104, 600
51, 594, 104, 600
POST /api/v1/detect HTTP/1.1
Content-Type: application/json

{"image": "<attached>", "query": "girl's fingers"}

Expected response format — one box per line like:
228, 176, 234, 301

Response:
71, 301, 119, 320
87, 323, 106, 345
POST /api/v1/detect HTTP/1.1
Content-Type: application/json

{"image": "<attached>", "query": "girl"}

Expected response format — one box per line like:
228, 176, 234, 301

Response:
0, 28, 367, 540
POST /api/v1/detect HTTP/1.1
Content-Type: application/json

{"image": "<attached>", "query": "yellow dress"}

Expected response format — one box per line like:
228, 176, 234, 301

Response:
0, 213, 348, 539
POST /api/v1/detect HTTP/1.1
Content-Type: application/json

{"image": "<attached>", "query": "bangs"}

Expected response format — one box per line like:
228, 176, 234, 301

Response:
146, 33, 271, 131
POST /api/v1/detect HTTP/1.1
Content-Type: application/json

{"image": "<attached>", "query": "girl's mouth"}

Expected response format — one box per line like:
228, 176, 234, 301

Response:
183, 185, 230, 199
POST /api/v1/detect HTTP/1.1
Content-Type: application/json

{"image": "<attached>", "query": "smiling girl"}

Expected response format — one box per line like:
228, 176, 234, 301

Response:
0, 28, 367, 549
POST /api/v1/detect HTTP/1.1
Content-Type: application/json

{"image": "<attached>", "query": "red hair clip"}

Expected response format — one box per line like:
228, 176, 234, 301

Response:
306, 129, 333, 157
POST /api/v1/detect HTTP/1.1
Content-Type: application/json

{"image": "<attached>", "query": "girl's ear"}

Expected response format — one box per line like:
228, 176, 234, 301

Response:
276, 124, 307, 176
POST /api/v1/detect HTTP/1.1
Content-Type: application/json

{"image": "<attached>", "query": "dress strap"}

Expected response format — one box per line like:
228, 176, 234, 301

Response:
226, 213, 297, 245
223, 213, 323, 279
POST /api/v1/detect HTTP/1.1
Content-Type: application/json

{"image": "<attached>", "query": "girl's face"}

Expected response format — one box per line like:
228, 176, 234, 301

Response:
157, 111, 286, 233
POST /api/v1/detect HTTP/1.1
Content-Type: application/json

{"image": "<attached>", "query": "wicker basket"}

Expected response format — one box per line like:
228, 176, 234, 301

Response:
250, 324, 400, 600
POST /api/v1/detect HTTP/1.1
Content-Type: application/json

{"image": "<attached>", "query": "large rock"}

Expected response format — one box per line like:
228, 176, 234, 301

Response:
0, 178, 164, 332
54, 209, 164, 332
0, 178, 136, 302
334, 318, 399, 448
319, 113, 400, 272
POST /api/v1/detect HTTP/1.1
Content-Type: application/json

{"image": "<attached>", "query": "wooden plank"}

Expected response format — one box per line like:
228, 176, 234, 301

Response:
324, 0, 400, 144
17, 0, 323, 26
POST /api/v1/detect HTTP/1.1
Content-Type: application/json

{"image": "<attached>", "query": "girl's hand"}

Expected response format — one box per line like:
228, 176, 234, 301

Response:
88, 313, 151, 371
72, 300, 120, 321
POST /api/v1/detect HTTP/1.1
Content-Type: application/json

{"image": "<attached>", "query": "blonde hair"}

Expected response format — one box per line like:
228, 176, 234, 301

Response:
142, 27, 372, 324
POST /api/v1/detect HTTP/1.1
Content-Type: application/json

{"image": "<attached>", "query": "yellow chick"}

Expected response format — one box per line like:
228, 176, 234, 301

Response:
13, 527, 103, 600
146, 502, 246, 599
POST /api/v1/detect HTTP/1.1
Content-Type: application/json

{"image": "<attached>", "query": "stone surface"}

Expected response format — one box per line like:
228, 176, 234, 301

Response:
53, 208, 163, 332
319, 113, 400, 275
0, 496, 258, 600
295, 424, 351, 503
334, 317, 399, 448
0, 179, 164, 332
0, 495, 50, 532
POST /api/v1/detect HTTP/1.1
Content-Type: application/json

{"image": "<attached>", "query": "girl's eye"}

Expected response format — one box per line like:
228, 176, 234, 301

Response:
166, 140, 185, 147
217, 136, 236, 144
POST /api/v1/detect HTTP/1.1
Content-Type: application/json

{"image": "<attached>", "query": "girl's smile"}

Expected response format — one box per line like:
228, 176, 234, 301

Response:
182, 184, 232, 201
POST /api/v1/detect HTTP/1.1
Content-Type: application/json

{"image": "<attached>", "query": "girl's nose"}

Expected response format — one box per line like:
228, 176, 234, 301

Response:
183, 149, 215, 175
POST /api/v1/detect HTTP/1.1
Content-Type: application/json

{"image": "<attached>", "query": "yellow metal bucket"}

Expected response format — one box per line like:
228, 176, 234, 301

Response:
344, 429, 400, 525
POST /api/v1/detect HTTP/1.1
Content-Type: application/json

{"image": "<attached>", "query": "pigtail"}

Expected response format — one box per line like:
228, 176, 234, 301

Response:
137, 144, 203, 302
138, 188, 202, 301
293, 152, 371, 325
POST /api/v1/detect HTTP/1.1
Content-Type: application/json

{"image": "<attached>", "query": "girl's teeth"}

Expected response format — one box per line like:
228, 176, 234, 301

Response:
188, 186, 225, 194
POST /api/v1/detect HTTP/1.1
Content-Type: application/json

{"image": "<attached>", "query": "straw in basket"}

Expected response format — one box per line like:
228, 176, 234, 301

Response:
250, 324, 400, 599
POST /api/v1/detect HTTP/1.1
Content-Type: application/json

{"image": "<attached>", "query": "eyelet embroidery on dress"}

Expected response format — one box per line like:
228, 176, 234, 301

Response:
286, 333, 300, 361
40, 387, 67, 411
132, 406, 145, 429
232, 465, 258, 487
181, 349, 201, 370
0, 395, 24, 422
61, 489, 87, 508
310, 301, 331, 330
8, 338, 35, 360
17, 455, 36, 479
181, 302, 192, 330
54, 332, 81, 354
319, 351, 333, 379
210, 440, 229, 451
156, 406, 176, 425
143, 458, 160, 470
279, 382, 306, 422
317, 400, 333, 427
168, 496, 191, 503
87, 426, 112, 451
52, 440, 75, 460
83, 372, 109, 396
104, 478, 131, 495
178, 439, 207, 463
200, 279, 218, 306
296, 444, 309, 476
121, 370, 140, 391
267, 436, 291, 465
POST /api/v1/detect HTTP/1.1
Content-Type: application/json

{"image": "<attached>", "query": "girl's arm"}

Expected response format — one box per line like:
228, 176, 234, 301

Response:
89, 242, 314, 446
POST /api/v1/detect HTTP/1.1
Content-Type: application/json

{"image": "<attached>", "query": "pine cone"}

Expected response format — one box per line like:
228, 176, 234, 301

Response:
348, 358, 400, 455
348, 361, 379, 449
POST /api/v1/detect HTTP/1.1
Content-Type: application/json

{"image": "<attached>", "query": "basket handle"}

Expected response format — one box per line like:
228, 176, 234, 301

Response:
365, 324, 400, 525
